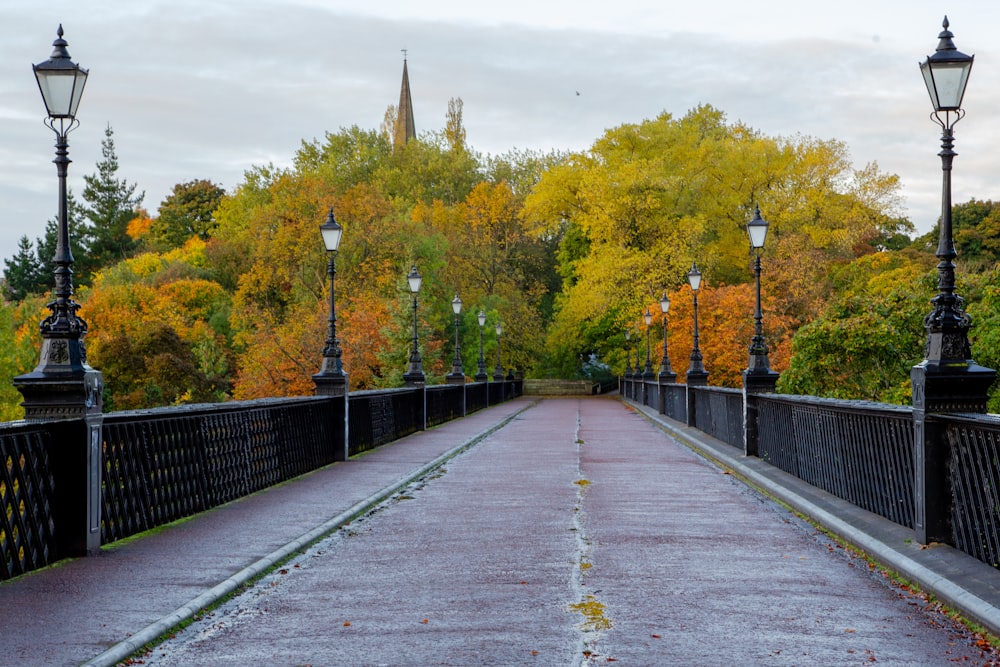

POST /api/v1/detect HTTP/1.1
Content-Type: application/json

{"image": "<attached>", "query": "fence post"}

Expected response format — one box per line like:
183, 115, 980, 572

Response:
49, 415, 103, 556
334, 394, 349, 461
742, 370, 779, 457
417, 384, 427, 431
685, 373, 708, 427
911, 365, 994, 544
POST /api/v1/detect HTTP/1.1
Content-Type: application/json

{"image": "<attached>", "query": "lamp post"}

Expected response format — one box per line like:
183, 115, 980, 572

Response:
685, 263, 709, 385
658, 291, 676, 382
312, 209, 348, 396
15, 25, 104, 420
446, 294, 465, 384
744, 206, 779, 391
475, 310, 488, 381
402, 265, 426, 386
624, 328, 633, 379
911, 17, 995, 544
914, 17, 994, 374
642, 308, 655, 379
493, 323, 504, 381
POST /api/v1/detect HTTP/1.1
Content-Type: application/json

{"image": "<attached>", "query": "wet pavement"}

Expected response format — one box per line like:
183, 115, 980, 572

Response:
125, 397, 998, 666
0, 398, 531, 667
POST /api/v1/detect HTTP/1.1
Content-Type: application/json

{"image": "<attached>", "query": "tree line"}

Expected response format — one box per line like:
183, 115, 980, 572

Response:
1, 101, 998, 420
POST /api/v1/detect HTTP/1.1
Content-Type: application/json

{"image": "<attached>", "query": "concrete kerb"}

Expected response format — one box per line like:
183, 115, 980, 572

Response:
627, 399, 1000, 638
82, 399, 537, 667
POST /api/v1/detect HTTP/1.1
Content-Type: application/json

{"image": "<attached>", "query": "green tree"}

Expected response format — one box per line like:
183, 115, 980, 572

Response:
914, 198, 1000, 270
778, 250, 936, 403
3, 236, 46, 301
151, 179, 226, 249
82, 125, 144, 268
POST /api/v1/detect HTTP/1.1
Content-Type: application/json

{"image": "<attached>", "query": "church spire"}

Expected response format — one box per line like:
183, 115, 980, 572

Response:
394, 51, 416, 149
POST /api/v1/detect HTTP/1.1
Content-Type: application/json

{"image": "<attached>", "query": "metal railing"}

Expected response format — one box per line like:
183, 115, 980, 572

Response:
1, 379, 523, 583
620, 375, 1000, 570
0, 421, 61, 580
102, 396, 343, 544
757, 395, 915, 528
690, 386, 743, 449
944, 414, 1000, 567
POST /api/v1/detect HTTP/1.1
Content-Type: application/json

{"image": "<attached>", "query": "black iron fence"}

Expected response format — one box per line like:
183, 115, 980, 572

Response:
1, 380, 521, 583
620, 375, 1000, 571
945, 414, 1000, 568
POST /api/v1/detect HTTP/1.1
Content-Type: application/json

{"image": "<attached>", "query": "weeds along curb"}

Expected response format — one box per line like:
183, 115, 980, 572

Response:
82, 400, 536, 667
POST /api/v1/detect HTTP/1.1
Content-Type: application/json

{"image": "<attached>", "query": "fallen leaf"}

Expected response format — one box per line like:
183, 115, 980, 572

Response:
422, 618, 429, 624
845, 628, 856, 633
343, 621, 351, 627
651, 634, 661, 639
531, 650, 539, 656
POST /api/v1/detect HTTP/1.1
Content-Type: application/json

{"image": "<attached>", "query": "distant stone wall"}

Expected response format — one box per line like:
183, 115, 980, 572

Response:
523, 379, 597, 396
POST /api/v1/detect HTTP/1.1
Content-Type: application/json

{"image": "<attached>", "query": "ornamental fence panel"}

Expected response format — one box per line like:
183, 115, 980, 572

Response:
0, 422, 59, 580
756, 395, 914, 529
348, 389, 420, 456
101, 396, 340, 544
944, 414, 1000, 567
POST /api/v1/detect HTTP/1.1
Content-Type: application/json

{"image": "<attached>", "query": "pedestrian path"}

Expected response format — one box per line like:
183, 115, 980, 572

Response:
98, 397, 999, 665
0, 397, 531, 667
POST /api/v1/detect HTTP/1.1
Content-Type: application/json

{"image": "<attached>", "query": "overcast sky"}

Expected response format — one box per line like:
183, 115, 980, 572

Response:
1, 1, 1000, 265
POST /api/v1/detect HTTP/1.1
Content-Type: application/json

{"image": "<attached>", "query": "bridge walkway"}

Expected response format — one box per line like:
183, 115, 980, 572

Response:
2, 396, 999, 665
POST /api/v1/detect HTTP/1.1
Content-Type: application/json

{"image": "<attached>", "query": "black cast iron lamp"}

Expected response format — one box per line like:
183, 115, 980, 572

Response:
402, 265, 426, 385
447, 294, 464, 382
658, 291, 675, 381
747, 206, 769, 250
33, 25, 88, 122
312, 209, 348, 395
475, 309, 488, 380
624, 328, 633, 378
920, 17, 973, 114
642, 307, 654, 378
320, 209, 343, 252
915, 16, 981, 369
14, 25, 106, 421
746, 206, 774, 373
685, 262, 708, 384
494, 323, 504, 380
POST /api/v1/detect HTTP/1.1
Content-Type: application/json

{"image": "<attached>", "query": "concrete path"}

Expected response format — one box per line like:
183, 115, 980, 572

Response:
122, 397, 997, 666
0, 398, 531, 667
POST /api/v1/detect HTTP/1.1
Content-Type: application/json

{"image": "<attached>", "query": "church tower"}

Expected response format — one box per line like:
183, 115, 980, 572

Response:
394, 53, 416, 149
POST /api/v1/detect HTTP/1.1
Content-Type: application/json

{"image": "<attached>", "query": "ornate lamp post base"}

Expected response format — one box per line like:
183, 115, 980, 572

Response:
15, 336, 103, 419
313, 368, 348, 397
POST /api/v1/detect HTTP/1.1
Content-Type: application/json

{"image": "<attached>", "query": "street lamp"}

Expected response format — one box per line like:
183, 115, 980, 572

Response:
624, 328, 633, 379
685, 262, 709, 385
642, 308, 654, 379
910, 19, 995, 547
15, 26, 104, 419
746, 206, 776, 374
445, 294, 465, 384
915, 17, 991, 372
402, 265, 426, 386
474, 310, 489, 381
658, 291, 676, 382
743, 206, 780, 394
312, 209, 348, 396
493, 322, 504, 381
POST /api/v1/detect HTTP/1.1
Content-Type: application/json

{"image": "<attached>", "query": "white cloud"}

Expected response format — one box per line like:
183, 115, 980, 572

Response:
0, 0, 998, 265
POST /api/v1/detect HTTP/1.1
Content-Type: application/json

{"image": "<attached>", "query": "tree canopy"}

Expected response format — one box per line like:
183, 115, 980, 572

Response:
2, 98, 995, 417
